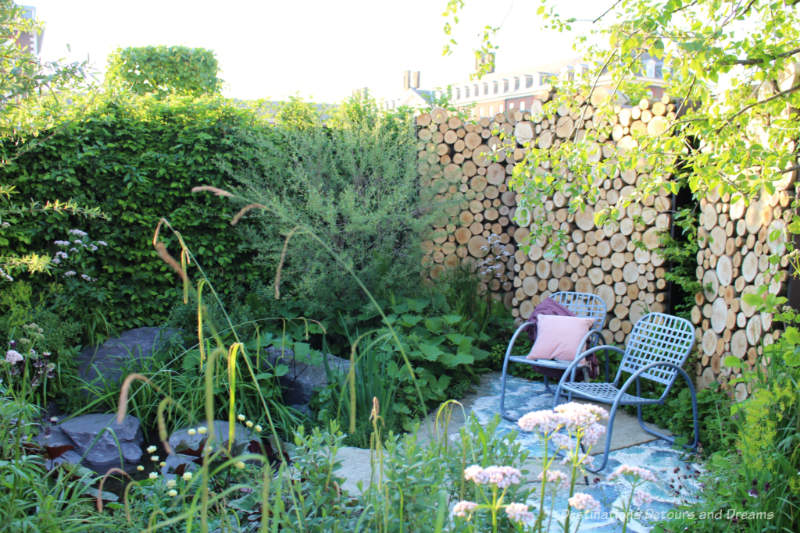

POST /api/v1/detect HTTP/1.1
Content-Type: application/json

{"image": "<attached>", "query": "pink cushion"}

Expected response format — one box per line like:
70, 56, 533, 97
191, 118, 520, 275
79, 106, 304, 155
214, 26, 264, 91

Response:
526, 315, 595, 364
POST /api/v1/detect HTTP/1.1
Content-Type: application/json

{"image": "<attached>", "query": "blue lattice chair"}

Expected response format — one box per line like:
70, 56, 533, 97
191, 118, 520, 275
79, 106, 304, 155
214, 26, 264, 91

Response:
553, 312, 699, 472
499, 291, 609, 421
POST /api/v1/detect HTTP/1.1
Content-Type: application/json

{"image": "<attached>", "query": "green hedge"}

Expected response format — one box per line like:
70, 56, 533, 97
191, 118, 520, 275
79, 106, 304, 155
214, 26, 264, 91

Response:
1, 95, 274, 332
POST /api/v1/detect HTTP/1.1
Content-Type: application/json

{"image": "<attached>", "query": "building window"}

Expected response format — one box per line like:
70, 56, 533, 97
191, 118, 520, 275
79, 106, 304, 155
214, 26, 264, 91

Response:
526, 75, 534, 88
514, 77, 520, 90
509, 102, 515, 109
520, 100, 526, 111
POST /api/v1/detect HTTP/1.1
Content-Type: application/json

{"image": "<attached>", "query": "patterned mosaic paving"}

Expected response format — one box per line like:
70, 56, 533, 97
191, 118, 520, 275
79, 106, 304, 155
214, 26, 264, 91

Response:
469, 375, 704, 532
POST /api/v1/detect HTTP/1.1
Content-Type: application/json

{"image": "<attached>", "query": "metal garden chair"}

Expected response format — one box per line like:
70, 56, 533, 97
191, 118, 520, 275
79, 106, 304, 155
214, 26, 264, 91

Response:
500, 291, 609, 421
553, 312, 699, 472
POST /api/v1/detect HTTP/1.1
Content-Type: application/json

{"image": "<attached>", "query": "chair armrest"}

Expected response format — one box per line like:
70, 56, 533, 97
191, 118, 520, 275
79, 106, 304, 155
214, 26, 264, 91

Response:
615, 361, 691, 404
502, 322, 535, 363
573, 327, 606, 360
557, 345, 624, 385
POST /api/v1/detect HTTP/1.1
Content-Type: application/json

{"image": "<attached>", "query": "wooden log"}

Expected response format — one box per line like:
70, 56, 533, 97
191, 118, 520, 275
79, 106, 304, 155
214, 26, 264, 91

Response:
467, 235, 489, 258
555, 116, 574, 138
514, 121, 534, 144
431, 107, 448, 124
473, 145, 492, 167
464, 132, 482, 150
716, 255, 732, 286
538, 130, 553, 149
711, 298, 728, 333
487, 163, 505, 186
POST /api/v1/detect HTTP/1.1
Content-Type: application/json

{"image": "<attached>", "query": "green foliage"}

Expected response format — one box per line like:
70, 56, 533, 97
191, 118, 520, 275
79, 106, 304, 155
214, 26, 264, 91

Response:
105, 46, 222, 97
316, 295, 494, 445
658, 206, 702, 319
226, 95, 429, 332
661, 302, 800, 531
1, 94, 272, 336
0, 390, 111, 532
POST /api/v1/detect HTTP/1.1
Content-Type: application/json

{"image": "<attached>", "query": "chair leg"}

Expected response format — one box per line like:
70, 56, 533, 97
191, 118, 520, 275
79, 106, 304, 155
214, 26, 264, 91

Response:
500, 352, 513, 421
585, 402, 617, 473
543, 375, 550, 392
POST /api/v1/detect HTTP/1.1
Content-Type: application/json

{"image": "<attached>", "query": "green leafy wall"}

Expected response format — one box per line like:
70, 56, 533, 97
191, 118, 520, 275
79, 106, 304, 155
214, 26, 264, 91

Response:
1, 95, 271, 331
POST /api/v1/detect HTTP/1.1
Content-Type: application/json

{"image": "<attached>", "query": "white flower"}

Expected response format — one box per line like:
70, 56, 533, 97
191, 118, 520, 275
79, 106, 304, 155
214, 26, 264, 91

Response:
96, 240, 108, 246
245, 420, 253, 428
464, 465, 521, 488
235, 461, 245, 470
5, 349, 23, 364
187, 428, 197, 436
150, 455, 159, 462
568, 492, 601, 512
54, 240, 70, 247
608, 464, 658, 483
167, 489, 178, 497
166, 479, 176, 488
237, 414, 246, 421
198, 426, 207, 435
146, 445, 157, 454
537, 469, 568, 487
452, 500, 478, 517
67, 229, 88, 237
136, 465, 144, 472
505, 502, 534, 524
149, 472, 158, 480
633, 489, 653, 506
182, 472, 193, 481
518, 410, 563, 434
63, 270, 76, 277
254, 425, 262, 433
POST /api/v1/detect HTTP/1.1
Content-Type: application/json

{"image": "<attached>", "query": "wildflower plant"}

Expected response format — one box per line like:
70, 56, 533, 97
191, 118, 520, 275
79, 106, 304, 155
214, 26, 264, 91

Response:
2, 323, 56, 403
518, 402, 609, 532
607, 465, 658, 533
454, 464, 532, 532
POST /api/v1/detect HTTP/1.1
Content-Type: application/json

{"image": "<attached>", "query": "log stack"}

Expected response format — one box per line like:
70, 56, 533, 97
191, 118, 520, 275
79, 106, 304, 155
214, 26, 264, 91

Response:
417, 95, 675, 347
691, 183, 795, 400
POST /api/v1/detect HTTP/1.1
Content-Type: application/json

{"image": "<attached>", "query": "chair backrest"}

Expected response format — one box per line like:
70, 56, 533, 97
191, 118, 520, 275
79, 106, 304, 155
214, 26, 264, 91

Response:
550, 291, 607, 330
618, 312, 695, 387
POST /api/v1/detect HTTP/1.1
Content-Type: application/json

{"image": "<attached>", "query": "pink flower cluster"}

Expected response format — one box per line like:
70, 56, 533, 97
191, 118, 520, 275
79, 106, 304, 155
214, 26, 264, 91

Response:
504, 502, 534, 524
633, 489, 654, 506
608, 464, 658, 483
452, 500, 478, 517
463, 465, 522, 489
537, 469, 568, 487
568, 492, 601, 512
519, 402, 608, 449
5, 349, 23, 364
518, 409, 563, 434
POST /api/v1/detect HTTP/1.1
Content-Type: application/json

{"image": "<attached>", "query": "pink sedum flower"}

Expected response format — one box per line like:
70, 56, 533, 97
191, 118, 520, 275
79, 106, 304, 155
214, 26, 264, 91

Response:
463, 465, 522, 488
555, 402, 609, 431
608, 465, 658, 483
505, 502, 534, 524
633, 489, 654, 506
464, 464, 488, 484
518, 409, 563, 434
452, 500, 478, 517
568, 492, 601, 512
5, 349, 23, 364
537, 469, 568, 487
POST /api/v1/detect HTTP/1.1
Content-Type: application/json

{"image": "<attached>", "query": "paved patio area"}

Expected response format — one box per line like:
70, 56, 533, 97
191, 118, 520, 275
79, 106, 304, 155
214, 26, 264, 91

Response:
338, 373, 704, 531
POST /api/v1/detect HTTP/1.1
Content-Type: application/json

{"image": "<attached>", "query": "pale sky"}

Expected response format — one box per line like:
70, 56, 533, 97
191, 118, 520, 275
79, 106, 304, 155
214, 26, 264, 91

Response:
27, 0, 601, 103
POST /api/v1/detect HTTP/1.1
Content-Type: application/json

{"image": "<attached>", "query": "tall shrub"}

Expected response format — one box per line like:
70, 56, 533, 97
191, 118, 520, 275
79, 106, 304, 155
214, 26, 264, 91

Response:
228, 96, 432, 331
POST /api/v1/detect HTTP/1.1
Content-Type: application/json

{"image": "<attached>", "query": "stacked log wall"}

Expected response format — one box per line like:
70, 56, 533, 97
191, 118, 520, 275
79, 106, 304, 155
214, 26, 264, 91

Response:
417, 96, 676, 349
691, 179, 795, 400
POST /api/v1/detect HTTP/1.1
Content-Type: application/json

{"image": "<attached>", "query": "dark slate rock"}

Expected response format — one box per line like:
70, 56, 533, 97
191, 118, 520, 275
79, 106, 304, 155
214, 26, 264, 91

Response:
56, 413, 143, 472
168, 420, 257, 457
264, 346, 350, 405
76, 327, 181, 387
